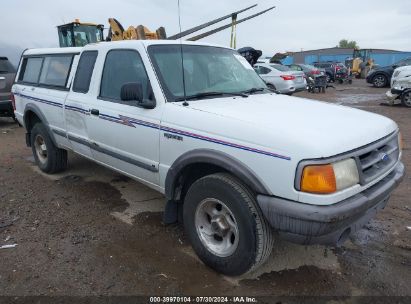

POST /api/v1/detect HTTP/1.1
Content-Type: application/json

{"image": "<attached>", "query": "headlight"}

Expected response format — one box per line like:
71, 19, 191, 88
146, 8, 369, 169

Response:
300, 158, 359, 194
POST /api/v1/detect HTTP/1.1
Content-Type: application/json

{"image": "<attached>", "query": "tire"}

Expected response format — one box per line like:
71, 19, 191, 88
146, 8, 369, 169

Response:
372, 74, 387, 88
326, 73, 332, 83
30, 123, 67, 173
267, 83, 276, 91
156, 26, 167, 39
401, 90, 411, 107
183, 173, 273, 276
136, 25, 146, 40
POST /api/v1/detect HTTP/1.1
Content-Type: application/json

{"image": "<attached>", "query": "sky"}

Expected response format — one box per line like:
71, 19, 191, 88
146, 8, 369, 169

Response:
1, 0, 410, 65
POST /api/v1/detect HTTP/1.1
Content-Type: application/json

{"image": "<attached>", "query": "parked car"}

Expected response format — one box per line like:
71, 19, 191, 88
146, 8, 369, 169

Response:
390, 65, 411, 87
12, 41, 404, 276
254, 63, 306, 94
0, 57, 16, 119
313, 62, 348, 83
288, 63, 323, 78
366, 57, 411, 88
256, 56, 271, 64
386, 76, 411, 107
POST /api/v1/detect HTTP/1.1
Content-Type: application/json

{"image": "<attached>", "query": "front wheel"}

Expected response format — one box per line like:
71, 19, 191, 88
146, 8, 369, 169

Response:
372, 74, 387, 88
183, 173, 273, 276
401, 90, 411, 107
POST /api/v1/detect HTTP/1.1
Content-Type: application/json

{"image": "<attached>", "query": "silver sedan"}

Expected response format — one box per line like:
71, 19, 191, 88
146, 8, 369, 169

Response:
254, 63, 306, 95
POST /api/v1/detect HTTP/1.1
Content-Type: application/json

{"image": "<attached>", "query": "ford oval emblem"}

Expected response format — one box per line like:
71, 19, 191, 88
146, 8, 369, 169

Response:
381, 153, 389, 162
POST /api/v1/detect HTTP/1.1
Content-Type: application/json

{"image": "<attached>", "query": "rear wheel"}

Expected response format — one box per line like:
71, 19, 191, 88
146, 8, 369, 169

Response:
401, 90, 411, 107
372, 74, 387, 88
183, 173, 273, 276
31, 123, 67, 173
267, 83, 276, 91
326, 73, 332, 83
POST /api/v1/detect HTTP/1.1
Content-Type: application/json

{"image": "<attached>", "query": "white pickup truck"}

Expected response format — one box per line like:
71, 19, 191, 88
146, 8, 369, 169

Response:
12, 41, 404, 276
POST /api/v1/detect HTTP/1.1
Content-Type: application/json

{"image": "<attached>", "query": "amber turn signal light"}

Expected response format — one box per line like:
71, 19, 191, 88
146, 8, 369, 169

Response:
399, 132, 404, 151
300, 164, 337, 194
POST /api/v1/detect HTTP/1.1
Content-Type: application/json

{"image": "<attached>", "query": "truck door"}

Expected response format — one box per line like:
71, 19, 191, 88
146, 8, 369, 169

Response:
86, 48, 161, 186
64, 51, 98, 158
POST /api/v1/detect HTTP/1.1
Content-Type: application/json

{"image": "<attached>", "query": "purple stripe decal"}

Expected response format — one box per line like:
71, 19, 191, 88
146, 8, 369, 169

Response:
160, 126, 290, 160
16, 93, 290, 161
16, 93, 63, 108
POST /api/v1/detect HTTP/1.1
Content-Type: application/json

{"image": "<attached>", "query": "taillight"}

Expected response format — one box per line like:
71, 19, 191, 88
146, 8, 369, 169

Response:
281, 75, 296, 80
311, 70, 320, 75
336, 66, 341, 71
11, 93, 16, 111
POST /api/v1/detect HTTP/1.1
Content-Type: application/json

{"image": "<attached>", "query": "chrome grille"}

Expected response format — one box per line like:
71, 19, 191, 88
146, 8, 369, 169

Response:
356, 132, 399, 184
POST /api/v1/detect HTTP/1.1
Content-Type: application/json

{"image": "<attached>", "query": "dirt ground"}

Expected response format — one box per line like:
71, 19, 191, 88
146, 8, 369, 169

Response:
0, 79, 410, 298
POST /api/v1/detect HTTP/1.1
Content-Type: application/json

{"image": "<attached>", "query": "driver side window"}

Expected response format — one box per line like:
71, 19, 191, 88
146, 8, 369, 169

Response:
100, 49, 155, 103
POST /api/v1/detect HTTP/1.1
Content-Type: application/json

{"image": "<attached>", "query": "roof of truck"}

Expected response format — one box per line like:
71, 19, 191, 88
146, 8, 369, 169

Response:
23, 47, 83, 56
23, 40, 228, 56
83, 40, 227, 50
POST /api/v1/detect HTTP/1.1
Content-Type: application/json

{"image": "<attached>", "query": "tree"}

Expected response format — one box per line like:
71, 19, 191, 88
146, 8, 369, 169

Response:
337, 39, 359, 49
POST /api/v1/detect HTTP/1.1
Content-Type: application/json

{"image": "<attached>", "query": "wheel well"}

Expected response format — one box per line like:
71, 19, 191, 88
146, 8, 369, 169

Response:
372, 73, 387, 80
173, 163, 229, 203
24, 110, 42, 133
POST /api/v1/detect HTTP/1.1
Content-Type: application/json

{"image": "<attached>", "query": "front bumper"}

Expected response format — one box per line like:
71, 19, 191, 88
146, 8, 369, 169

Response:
391, 88, 405, 95
257, 162, 405, 246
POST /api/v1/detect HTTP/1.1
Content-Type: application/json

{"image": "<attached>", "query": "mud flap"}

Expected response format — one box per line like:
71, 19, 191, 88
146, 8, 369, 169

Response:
25, 132, 31, 147
163, 200, 183, 224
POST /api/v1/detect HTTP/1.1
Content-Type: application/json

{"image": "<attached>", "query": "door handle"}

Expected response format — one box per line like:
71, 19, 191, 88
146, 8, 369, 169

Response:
90, 109, 99, 116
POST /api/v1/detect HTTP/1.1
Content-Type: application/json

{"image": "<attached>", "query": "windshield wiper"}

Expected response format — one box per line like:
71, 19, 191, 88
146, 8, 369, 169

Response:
175, 91, 248, 102
242, 87, 266, 95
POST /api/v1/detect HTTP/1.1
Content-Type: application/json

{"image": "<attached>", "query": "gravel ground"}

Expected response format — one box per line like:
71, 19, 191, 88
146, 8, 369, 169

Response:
0, 79, 410, 297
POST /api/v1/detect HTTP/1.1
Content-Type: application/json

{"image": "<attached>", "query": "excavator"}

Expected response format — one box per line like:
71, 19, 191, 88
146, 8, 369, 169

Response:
346, 49, 377, 79
57, 4, 275, 48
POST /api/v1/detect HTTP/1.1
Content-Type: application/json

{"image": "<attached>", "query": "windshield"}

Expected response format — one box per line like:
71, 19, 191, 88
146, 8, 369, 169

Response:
148, 45, 267, 102
74, 25, 102, 46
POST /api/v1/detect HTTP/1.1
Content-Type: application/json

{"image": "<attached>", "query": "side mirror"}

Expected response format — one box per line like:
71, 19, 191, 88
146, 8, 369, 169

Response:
120, 82, 155, 109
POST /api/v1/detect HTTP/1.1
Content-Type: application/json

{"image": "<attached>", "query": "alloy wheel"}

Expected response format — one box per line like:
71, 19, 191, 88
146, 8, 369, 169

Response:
195, 198, 239, 257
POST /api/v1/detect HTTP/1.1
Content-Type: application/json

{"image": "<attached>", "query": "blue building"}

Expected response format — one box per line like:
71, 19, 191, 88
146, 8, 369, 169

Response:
281, 47, 411, 66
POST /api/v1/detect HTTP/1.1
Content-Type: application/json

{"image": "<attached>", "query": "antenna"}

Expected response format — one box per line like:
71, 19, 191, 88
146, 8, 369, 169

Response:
177, 0, 188, 104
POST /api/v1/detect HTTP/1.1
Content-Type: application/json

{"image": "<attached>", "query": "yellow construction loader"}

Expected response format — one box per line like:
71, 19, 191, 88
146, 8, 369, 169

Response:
346, 49, 377, 79
57, 4, 275, 48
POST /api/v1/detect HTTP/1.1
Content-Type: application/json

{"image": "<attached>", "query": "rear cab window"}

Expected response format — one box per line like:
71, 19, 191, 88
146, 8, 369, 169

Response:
17, 53, 76, 89
39, 56, 72, 87
19, 57, 43, 83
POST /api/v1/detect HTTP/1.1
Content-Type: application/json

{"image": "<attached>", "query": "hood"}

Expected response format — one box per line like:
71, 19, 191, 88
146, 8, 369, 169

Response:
375, 65, 394, 72
183, 94, 397, 159
395, 66, 411, 73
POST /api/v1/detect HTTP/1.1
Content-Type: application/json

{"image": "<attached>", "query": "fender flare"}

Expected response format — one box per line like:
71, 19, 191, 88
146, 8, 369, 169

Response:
372, 72, 389, 81
23, 103, 57, 146
164, 149, 272, 200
